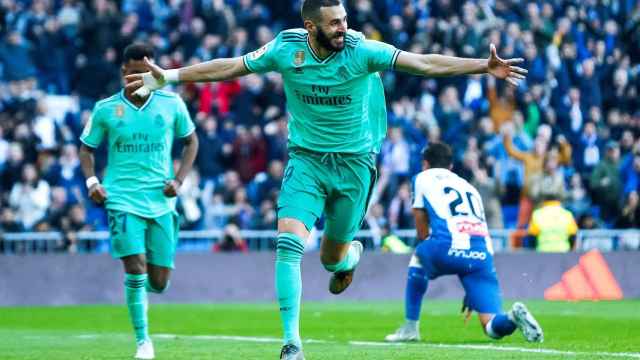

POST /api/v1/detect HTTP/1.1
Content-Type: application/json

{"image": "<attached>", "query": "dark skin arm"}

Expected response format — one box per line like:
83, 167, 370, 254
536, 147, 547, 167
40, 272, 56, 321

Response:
79, 144, 107, 204
163, 131, 199, 197
413, 208, 430, 242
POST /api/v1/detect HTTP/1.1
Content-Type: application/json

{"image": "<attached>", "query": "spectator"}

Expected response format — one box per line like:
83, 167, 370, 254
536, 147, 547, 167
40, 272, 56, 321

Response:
503, 122, 572, 228
1, 143, 25, 193
252, 159, 283, 205
615, 191, 640, 229
472, 165, 504, 229
487, 76, 516, 132
0, 31, 37, 81
35, 186, 70, 231
589, 141, 622, 223
576, 122, 602, 175
61, 203, 94, 253
196, 115, 230, 184
565, 173, 591, 219
229, 188, 254, 230
530, 151, 567, 205
528, 191, 578, 252
213, 223, 248, 253
9, 164, 51, 230
253, 199, 277, 230
388, 181, 414, 230
380, 126, 411, 196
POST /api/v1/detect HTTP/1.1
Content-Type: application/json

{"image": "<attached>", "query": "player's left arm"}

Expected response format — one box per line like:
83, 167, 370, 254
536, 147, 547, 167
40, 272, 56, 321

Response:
164, 98, 200, 197
394, 44, 527, 87
164, 132, 199, 197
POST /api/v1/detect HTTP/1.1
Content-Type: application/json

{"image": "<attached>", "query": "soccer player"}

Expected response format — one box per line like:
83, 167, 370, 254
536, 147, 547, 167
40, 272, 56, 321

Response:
385, 143, 543, 344
125, 1, 527, 358
79, 43, 199, 359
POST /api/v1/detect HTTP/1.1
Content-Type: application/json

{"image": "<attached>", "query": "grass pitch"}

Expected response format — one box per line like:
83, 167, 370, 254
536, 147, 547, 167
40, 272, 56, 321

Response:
1, 300, 638, 359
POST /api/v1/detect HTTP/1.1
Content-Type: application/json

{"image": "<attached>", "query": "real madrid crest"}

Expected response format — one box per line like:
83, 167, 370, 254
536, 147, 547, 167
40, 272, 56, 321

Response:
116, 105, 124, 118
294, 50, 305, 66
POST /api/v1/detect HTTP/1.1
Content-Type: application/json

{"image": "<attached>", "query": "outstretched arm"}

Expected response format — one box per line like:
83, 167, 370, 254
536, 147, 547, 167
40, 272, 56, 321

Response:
395, 44, 527, 87
174, 57, 250, 83
126, 57, 251, 97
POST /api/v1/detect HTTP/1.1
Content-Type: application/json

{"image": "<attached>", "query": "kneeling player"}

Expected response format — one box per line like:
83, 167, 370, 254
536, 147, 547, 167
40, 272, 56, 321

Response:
79, 43, 199, 359
385, 143, 543, 343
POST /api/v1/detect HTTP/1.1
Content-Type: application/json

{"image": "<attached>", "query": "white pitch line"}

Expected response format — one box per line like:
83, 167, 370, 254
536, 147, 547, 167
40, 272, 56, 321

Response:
349, 340, 640, 359
70, 333, 640, 359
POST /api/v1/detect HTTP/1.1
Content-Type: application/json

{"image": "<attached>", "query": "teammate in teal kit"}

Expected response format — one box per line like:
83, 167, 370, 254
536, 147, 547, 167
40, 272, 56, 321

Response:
125, 1, 527, 358
79, 43, 199, 360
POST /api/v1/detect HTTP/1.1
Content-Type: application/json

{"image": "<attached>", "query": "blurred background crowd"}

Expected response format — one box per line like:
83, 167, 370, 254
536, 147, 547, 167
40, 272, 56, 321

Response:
1, 0, 640, 252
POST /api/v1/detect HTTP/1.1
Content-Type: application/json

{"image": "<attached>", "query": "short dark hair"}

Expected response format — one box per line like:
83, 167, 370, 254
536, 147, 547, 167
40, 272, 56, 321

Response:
422, 142, 453, 169
123, 43, 154, 64
301, 0, 341, 21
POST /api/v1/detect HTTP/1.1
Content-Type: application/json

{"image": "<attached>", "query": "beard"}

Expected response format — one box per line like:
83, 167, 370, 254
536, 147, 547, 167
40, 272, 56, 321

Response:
316, 27, 345, 52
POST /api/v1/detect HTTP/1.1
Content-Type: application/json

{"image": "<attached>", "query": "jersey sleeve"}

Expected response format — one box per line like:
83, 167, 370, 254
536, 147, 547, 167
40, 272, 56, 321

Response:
174, 96, 195, 138
243, 37, 279, 74
412, 174, 426, 209
359, 40, 401, 73
80, 105, 106, 148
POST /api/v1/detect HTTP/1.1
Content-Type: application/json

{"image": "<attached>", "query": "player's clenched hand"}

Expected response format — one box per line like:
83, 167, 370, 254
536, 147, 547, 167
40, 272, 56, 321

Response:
89, 184, 107, 204
125, 57, 168, 98
163, 179, 181, 198
487, 43, 528, 87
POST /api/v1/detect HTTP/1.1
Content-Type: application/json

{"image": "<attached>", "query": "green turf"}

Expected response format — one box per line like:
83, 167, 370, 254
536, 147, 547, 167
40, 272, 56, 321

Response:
1, 301, 638, 359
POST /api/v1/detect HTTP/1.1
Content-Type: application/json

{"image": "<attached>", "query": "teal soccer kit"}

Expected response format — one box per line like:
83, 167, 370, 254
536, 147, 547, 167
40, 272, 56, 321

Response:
81, 90, 195, 268
244, 28, 399, 242
243, 29, 399, 349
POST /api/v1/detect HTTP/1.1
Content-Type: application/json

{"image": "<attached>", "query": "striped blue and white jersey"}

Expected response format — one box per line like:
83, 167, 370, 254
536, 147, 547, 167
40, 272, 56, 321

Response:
412, 168, 493, 252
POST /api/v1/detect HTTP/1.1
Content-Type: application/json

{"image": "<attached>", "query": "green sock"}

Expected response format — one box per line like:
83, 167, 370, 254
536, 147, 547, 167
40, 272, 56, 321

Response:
323, 242, 360, 273
124, 273, 149, 343
275, 233, 304, 347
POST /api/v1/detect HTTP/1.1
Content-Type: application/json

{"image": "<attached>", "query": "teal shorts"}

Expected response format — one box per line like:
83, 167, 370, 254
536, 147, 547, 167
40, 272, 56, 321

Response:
107, 210, 179, 268
277, 148, 377, 243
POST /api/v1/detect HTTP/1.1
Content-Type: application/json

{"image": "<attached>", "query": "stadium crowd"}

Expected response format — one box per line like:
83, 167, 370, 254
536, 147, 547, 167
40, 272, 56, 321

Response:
1, 0, 640, 252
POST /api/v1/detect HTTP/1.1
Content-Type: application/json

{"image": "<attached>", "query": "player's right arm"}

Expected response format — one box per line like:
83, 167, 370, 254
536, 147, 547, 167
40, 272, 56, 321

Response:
413, 208, 430, 242
126, 38, 280, 96
79, 108, 108, 204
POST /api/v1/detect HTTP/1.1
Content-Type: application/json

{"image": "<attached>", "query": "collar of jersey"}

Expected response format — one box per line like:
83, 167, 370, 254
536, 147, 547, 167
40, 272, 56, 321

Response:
120, 89, 154, 112
306, 35, 338, 64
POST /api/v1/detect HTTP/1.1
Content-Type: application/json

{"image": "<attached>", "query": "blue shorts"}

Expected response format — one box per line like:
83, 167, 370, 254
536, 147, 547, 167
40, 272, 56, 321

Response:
415, 239, 502, 314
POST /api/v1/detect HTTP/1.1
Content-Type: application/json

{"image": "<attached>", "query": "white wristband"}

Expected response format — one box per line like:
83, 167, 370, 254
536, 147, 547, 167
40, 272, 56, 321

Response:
86, 176, 99, 189
165, 69, 180, 84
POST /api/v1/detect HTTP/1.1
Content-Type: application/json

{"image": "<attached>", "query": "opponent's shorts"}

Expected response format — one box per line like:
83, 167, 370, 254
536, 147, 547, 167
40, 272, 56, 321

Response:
414, 239, 502, 314
277, 148, 377, 243
107, 210, 179, 268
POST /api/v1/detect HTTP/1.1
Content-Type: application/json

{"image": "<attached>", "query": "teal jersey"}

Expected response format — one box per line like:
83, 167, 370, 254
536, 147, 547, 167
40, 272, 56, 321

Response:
80, 90, 195, 218
368, 72, 387, 153
243, 29, 399, 154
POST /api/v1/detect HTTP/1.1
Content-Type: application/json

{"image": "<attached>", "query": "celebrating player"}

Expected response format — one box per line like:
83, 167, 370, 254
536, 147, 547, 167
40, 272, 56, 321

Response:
385, 143, 543, 344
125, 1, 527, 358
79, 43, 199, 359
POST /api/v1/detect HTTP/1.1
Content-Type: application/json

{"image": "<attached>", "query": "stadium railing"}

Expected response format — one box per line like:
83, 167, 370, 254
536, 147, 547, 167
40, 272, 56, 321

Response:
1, 229, 638, 255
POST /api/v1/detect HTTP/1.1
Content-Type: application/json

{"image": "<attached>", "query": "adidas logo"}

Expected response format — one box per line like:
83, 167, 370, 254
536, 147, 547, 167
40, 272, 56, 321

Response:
544, 250, 623, 301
